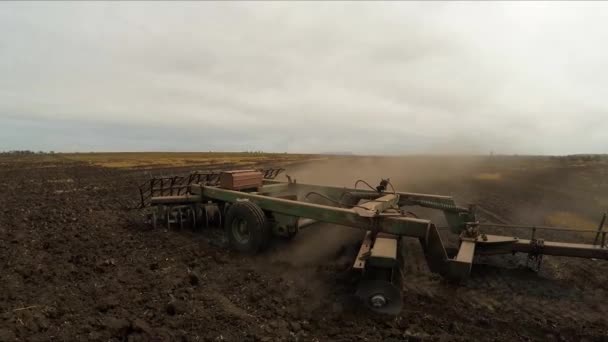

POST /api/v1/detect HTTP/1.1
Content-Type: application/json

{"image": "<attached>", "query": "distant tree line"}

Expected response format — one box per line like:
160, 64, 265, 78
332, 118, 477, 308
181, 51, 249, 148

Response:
550, 154, 605, 163
0, 150, 55, 155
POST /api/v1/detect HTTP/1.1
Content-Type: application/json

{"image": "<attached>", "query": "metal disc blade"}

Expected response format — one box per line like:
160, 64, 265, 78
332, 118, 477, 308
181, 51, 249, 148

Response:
356, 279, 402, 315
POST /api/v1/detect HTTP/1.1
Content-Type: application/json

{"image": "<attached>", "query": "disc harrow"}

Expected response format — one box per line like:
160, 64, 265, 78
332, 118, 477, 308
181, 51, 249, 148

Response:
140, 169, 608, 315
141, 168, 282, 229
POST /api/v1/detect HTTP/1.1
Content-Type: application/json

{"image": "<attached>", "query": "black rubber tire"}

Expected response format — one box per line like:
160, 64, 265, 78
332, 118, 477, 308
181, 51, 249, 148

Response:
224, 201, 270, 254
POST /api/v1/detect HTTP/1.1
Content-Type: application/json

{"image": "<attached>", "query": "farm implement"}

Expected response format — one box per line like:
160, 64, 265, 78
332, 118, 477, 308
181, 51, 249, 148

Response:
139, 169, 608, 315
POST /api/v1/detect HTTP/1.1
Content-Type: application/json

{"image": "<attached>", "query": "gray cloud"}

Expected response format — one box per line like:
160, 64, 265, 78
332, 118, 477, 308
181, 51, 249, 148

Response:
1, 2, 607, 154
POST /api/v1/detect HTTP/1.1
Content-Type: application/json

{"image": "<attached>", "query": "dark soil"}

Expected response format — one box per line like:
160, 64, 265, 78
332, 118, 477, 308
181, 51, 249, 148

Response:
1, 155, 607, 341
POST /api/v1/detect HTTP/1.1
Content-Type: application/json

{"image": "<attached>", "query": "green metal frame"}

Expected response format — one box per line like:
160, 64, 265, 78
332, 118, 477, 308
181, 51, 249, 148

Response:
150, 179, 608, 281
184, 180, 478, 280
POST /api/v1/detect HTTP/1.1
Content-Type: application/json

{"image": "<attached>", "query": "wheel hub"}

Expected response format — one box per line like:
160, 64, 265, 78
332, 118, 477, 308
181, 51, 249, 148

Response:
232, 218, 250, 243
370, 294, 387, 308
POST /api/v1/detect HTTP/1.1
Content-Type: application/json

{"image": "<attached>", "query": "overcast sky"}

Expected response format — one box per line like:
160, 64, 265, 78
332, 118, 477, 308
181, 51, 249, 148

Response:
1, 2, 607, 154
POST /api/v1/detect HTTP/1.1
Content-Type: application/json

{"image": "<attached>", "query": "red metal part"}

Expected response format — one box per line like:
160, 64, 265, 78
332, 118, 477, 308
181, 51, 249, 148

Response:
219, 170, 263, 190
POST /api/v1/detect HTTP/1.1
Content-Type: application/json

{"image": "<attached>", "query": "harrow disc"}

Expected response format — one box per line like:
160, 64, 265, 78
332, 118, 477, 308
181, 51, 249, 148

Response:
356, 279, 402, 315
188, 205, 197, 229
203, 204, 222, 228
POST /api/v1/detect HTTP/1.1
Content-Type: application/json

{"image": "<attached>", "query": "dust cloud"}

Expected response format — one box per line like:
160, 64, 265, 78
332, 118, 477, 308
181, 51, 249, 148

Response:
262, 156, 486, 266
267, 155, 607, 259
284, 155, 487, 194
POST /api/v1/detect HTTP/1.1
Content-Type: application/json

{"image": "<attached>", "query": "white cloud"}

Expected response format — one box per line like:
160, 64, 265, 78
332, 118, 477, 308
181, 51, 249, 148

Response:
0, 2, 607, 154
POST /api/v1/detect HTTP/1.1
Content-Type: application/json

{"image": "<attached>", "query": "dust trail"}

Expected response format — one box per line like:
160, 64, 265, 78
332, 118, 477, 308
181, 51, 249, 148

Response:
271, 155, 607, 254
249, 156, 488, 310
269, 224, 363, 267
264, 155, 487, 265
282, 155, 487, 193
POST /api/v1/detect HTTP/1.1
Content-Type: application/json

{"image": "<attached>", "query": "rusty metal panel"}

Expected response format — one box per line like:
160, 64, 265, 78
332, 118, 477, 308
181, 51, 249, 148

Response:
369, 235, 398, 268
354, 231, 373, 270
219, 170, 263, 190
455, 240, 476, 263
150, 194, 201, 205
354, 194, 399, 217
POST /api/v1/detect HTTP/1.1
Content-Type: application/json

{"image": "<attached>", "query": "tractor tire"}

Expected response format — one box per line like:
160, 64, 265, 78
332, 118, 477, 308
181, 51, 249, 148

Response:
224, 201, 270, 254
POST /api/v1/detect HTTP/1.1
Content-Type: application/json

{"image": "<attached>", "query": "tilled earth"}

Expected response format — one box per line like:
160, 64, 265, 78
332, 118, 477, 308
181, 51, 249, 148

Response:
1, 155, 608, 341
